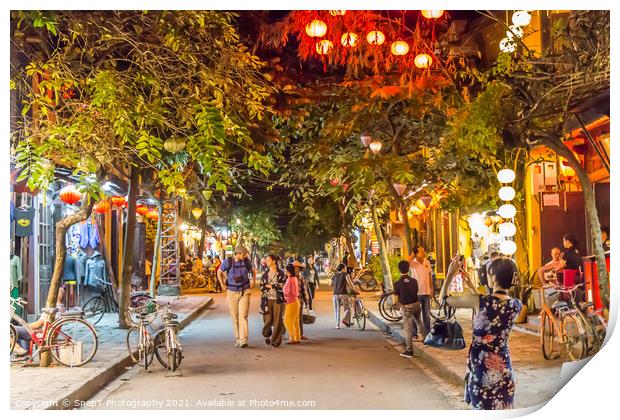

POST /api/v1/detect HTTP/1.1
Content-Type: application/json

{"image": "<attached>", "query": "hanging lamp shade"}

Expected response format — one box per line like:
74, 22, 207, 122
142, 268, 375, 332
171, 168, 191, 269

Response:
192, 207, 203, 219
506, 25, 524, 39
110, 196, 126, 207
499, 222, 517, 237
93, 200, 111, 214
329, 10, 346, 16
500, 240, 517, 256
136, 204, 149, 215
498, 204, 517, 219
341, 32, 359, 47
499, 37, 517, 53
390, 40, 409, 56
512, 10, 532, 27
414, 53, 433, 68
163, 137, 186, 154
498, 186, 516, 201
369, 140, 383, 155
421, 10, 444, 19
366, 30, 386, 45
316, 39, 334, 55
419, 195, 433, 208
59, 185, 81, 205
305, 20, 327, 37
497, 168, 516, 183
393, 183, 407, 196
360, 133, 373, 148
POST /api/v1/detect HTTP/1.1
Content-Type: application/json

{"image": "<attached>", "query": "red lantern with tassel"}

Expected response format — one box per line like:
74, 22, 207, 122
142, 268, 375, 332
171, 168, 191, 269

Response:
59, 185, 81, 205
110, 196, 126, 207
136, 204, 149, 215
93, 200, 111, 214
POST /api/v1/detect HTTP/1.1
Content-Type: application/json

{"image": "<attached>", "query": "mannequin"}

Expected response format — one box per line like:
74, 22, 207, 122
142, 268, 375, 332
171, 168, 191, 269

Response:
10, 251, 23, 318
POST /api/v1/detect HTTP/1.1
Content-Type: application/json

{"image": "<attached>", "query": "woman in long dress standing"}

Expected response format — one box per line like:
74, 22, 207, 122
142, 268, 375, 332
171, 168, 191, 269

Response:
440, 255, 522, 410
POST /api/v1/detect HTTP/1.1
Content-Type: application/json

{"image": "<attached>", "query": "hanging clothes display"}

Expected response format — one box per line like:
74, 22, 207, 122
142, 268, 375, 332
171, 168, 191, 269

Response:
10, 254, 23, 318
14, 206, 35, 237
84, 251, 107, 289
77, 219, 100, 250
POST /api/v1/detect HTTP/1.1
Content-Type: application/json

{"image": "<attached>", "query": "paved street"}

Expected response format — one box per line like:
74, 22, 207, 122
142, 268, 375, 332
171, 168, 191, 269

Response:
89, 289, 462, 410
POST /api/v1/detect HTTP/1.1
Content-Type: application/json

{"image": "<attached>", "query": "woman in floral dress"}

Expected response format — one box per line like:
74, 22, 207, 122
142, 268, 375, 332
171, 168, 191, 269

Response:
440, 256, 522, 410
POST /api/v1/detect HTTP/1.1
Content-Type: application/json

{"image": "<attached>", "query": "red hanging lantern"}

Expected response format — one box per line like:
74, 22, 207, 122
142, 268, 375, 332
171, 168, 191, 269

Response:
330, 179, 340, 187
59, 185, 81, 205
146, 209, 159, 220
136, 204, 149, 215
342, 183, 350, 192
110, 196, 126, 207
93, 200, 111, 214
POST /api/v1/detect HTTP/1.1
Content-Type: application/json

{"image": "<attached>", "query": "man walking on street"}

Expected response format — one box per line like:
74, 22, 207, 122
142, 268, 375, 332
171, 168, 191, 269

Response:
393, 260, 425, 358
409, 245, 433, 338
218, 245, 256, 348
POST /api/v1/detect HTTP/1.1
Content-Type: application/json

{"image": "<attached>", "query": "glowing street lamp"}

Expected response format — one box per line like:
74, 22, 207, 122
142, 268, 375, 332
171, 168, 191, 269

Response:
369, 140, 383, 155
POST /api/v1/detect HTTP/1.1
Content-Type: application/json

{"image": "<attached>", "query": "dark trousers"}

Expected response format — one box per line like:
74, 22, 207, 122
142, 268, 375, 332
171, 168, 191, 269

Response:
413, 295, 432, 337
262, 300, 285, 346
307, 283, 316, 310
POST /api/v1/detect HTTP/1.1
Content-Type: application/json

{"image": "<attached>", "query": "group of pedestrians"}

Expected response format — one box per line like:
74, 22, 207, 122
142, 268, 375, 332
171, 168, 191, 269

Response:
217, 245, 320, 348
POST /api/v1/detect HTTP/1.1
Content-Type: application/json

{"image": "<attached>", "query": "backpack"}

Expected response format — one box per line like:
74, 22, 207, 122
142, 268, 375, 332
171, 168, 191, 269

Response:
222, 257, 252, 290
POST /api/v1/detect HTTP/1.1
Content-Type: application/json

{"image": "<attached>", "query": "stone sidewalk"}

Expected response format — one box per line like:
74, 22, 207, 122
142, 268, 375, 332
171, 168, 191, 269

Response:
10, 295, 213, 410
363, 293, 564, 409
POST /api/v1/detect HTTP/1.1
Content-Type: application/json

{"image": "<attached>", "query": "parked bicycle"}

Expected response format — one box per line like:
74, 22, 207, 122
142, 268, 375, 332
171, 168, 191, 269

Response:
82, 277, 153, 326
351, 292, 367, 331
540, 283, 607, 361
378, 283, 402, 323
153, 298, 184, 373
350, 268, 378, 292
10, 297, 98, 367
125, 299, 159, 370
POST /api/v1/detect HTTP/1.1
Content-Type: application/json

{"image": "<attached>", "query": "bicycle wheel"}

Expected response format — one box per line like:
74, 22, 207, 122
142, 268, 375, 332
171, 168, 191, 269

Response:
589, 313, 607, 353
126, 326, 155, 368
153, 329, 168, 368
379, 294, 402, 322
355, 300, 366, 331
563, 314, 587, 361
82, 296, 106, 326
541, 311, 558, 360
10, 324, 17, 354
47, 318, 99, 367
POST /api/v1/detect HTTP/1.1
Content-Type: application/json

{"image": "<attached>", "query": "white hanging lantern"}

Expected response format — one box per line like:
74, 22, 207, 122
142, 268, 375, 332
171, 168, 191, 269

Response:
500, 240, 518, 256
369, 140, 383, 155
506, 25, 524, 39
499, 37, 517, 53
498, 186, 516, 201
512, 10, 532, 27
497, 168, 516, 183
499, 222, 517, 237
498, 204, 517, 219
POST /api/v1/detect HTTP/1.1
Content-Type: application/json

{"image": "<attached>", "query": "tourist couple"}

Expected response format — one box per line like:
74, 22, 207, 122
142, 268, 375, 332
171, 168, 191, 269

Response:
218, 246, 316, 348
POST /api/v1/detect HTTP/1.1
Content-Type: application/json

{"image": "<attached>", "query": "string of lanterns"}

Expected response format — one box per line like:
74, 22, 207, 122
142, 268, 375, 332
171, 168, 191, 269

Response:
496, 168, 517, 256
304, 10, 444, 67
499, 10, 532, 53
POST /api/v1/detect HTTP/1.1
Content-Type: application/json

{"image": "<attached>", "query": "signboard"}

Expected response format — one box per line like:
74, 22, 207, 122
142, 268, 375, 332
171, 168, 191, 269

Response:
542, 193, 560, 207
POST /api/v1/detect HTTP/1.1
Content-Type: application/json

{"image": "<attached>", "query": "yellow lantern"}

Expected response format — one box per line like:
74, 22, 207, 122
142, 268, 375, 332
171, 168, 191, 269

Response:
316, 39, 334, 55
305, 20, 327, 37
341, 32, 359, 47
414, 53, 433, 68
409, 205, 424, 216
415, 199, 427, 211
329, 10, 346, 16
560, 160, 576, 180
366, 30, 386, 45
192, 207, 203, 219
421, 10, 445, 19
390, 40, 409, 56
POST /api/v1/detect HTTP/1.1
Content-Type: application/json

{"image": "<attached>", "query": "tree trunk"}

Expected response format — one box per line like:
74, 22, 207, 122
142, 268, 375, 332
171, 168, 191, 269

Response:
149, 199, 162, 297
40, 196, 94, 367
343, 233, 359, 268
198, 223, 206, 258
118, 167, 139, 328
399, 202, 413, 256
96, 217, 118, 297
547, 140, 609, 308
371, 204, 393, 291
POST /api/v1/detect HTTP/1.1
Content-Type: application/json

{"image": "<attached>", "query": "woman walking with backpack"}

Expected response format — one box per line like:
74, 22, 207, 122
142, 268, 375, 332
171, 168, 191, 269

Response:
283, 264, 301, 345
218, 245, 257, 348
440, 255, 522, 410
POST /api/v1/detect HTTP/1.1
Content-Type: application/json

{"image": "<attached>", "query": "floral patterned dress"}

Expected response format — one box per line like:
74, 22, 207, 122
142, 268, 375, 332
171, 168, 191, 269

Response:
465, 295, 522, 410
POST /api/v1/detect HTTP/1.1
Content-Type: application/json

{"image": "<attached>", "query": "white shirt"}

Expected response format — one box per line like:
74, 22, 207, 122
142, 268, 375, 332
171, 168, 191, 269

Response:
410, 259, 433, 296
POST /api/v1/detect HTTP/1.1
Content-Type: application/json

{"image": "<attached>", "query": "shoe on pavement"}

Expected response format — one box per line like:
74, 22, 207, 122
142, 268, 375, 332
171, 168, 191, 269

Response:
400, 351, 414, 358
12, 343, 28, 357
286, 341, 300, 345
265, 338, 271, 345
234, 341, 240, 347
301, 336, 309, 340
239, 342, 249, 348
335, 325, 340, 329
